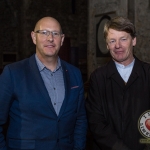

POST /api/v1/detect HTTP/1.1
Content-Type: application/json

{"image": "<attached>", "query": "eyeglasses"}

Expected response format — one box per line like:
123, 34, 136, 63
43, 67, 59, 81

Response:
34, 30, 62, 38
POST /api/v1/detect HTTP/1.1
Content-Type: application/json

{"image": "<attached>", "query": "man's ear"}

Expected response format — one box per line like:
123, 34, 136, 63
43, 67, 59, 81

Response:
31, 31, 36, 44
61, 34, 65, 46
106, 44, 109, 50
132, 37, 136, 46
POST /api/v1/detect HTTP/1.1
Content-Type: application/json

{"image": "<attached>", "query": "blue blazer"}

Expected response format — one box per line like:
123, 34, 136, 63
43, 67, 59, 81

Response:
0, 54, 87, 150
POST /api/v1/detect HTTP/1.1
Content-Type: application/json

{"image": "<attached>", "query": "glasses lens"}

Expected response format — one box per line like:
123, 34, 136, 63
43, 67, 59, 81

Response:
35, 30, 61, 38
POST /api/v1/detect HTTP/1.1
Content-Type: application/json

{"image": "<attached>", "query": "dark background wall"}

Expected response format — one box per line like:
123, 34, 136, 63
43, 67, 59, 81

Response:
0, 0, 88, 82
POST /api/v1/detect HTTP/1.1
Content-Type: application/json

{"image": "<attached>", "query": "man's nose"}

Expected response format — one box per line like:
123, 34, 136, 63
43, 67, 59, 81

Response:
46, 33, 54, 41
115, 40, 121, 48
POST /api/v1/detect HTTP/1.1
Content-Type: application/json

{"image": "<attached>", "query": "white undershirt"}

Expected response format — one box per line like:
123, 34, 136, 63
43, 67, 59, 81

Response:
115, 59, 135, 83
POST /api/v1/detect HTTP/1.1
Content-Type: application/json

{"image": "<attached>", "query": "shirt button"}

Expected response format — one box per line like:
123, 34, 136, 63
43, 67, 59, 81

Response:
54, 103, 56, 105
54, 88, 55, 90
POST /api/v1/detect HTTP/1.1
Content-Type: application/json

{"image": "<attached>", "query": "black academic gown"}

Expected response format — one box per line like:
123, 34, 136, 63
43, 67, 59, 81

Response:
86, 57, 150, 150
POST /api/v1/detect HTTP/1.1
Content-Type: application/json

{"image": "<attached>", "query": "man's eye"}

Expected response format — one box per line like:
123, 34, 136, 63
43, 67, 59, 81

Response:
53, 32, 59, 36
109, 40, 115, 44
41, 31, 47, 35
121, 38, 127, 41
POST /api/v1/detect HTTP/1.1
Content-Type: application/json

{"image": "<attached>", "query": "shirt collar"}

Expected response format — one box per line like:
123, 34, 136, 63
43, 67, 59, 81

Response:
115, 59, 135, 69
35, 54, 62, 72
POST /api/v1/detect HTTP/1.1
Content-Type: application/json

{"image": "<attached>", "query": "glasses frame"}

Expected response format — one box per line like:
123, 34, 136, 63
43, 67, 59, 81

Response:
34, 30, 63, 38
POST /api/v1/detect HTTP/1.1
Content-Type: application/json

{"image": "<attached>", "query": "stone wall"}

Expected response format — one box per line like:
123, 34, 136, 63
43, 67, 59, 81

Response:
1, 0, 150, 81
134, 0, 150, 63
87, 0, 150, 77
0, 0, 87, 81
0, 0, 19, 68
19, 0, 87, 59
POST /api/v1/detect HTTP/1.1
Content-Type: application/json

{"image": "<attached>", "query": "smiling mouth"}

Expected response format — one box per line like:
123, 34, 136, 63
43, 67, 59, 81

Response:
115, 51, 124, 54
45, 45, 54, 48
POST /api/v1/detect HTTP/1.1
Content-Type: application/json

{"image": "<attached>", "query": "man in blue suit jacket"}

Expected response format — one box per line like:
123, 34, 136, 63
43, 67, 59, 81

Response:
0, 17, 87, 150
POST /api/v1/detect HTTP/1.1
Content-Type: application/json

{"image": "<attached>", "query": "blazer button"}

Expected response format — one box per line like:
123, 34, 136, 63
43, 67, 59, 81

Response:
57, 139, 59, 142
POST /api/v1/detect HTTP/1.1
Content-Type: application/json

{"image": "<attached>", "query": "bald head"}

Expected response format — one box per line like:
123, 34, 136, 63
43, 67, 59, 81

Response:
31, 16, 65, 63
34, 17, 62, 33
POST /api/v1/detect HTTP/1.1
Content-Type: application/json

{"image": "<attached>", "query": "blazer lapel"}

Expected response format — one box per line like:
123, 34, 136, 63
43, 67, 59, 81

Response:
58, 61, 70, 118
28, 55, 56, 115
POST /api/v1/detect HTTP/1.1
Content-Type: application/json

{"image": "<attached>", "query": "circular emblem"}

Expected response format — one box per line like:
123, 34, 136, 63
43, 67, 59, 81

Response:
138, 110, 150, 139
